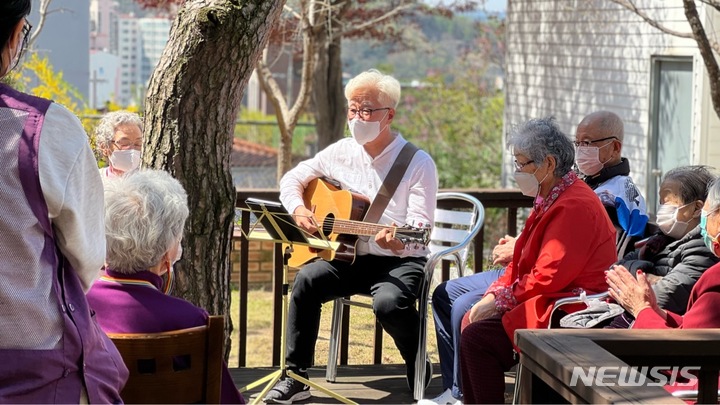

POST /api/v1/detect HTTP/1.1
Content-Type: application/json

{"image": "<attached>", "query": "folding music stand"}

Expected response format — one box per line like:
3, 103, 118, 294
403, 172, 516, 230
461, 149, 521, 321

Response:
238, 198, 354, 405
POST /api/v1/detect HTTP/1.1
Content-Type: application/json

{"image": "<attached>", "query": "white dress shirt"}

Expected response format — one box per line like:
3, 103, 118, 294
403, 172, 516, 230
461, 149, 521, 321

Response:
279, 134, 438, 257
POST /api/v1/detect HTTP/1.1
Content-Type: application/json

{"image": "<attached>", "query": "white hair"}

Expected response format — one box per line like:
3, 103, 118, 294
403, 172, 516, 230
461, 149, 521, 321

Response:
344, 69, 401, 108
104, 170, 189, 274
95, 110, 143, 146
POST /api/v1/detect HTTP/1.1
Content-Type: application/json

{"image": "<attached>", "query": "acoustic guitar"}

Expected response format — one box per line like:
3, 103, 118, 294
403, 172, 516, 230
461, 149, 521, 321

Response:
287, 178, 430, 268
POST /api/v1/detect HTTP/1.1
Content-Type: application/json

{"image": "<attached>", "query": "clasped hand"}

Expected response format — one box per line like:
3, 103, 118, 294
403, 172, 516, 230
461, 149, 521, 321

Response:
492, 235, 515, 266
606, 265, 660, 318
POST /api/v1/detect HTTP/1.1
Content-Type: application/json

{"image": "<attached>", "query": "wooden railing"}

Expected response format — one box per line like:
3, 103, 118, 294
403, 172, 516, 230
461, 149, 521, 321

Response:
234, 189, 532, 367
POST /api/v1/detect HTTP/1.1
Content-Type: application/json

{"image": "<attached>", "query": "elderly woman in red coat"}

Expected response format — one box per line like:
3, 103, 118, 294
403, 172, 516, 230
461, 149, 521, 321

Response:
459, 117, 618, 403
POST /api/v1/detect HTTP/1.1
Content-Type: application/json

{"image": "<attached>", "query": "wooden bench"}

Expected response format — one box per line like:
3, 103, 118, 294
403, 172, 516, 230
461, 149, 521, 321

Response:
515, 329, 720, 404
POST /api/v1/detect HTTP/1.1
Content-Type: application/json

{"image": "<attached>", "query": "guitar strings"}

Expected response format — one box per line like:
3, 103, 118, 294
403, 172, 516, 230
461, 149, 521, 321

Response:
241, 207, 424, 241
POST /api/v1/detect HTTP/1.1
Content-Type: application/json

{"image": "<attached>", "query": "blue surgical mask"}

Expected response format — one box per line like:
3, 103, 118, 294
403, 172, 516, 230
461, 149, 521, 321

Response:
701, 210, 719, 256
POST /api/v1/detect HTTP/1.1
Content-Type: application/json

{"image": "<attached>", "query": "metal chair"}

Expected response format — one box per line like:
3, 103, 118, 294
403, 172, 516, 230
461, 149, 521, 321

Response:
108, 315, 224, 404
323, 192, 485, 402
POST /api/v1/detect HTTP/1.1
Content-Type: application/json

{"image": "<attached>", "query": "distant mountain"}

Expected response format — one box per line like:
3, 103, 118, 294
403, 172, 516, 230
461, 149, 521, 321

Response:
342, 12, 504, 83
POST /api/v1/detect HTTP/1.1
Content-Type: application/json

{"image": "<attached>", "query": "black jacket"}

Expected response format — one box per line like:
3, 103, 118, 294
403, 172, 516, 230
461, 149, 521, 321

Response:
617, 226, 719, 315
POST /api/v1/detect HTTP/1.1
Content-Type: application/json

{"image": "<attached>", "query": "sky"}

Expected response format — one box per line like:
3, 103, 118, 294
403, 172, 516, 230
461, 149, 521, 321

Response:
483, 0, 507, 13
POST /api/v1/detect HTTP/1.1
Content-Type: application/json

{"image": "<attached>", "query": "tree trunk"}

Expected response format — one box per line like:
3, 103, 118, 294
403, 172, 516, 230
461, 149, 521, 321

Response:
313, 0, 351, 150
683, 0, 720, 119
313, 31, 346, 149
142, 0, 284, 355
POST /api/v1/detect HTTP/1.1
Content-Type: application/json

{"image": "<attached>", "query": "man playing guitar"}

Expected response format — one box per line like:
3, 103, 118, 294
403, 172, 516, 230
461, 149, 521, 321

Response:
263, 69, 438, 404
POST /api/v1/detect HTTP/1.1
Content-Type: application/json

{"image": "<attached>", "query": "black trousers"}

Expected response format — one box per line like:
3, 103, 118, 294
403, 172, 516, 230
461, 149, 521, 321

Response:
285, 254, 427, 370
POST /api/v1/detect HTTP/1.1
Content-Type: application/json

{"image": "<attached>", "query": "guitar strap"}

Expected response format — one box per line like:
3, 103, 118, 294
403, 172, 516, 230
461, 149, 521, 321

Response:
362, 141, 420, 227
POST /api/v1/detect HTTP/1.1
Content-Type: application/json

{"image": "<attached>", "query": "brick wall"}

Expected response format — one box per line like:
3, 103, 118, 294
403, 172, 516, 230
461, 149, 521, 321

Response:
230, 232, 300, 288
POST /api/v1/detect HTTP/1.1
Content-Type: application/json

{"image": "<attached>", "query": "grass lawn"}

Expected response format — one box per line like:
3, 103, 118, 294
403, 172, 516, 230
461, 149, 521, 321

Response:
228, 288, 439, 368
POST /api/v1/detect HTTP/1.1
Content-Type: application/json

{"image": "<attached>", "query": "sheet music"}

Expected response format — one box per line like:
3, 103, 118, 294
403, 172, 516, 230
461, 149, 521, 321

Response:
242, 198, 338, 251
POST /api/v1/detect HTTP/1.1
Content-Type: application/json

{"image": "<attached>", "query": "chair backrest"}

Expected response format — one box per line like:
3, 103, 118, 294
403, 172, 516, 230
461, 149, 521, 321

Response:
427, 192, 485, 280
109, 315, 224, 404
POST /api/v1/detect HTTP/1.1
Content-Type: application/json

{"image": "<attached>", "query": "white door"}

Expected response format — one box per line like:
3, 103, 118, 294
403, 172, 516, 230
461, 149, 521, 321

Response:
647, 57, 693, 211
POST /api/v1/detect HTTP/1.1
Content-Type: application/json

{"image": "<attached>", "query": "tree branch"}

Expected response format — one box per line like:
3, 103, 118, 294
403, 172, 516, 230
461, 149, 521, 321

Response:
284, 4, 302, 20
683, 0, 720, 118
698, 0, 720, 11
287, 0, 316, 130
28, 0, 53, 50
254, 58, 290, 134
609, 0, 694, 39
341, 2, 417, 35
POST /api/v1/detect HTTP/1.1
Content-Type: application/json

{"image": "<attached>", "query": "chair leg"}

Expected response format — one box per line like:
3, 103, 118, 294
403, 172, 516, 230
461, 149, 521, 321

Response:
512, 363, 523, 405
414, 280, 432, 401
326, 298, 343, 382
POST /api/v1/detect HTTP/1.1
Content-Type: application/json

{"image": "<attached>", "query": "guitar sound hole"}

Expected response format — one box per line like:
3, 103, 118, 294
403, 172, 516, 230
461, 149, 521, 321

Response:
321, 215, 335, 237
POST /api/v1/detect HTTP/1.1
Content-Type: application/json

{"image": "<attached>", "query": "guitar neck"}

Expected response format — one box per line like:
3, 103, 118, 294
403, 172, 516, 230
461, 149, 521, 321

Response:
330, 219, 396, 237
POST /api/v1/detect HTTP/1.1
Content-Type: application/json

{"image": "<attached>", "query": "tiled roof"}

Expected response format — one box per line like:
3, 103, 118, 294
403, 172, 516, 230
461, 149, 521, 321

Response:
231, 138, 277, 167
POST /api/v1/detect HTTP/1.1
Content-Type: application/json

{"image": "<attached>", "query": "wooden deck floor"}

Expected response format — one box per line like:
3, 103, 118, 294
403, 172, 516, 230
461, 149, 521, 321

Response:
230, 364, 516, 404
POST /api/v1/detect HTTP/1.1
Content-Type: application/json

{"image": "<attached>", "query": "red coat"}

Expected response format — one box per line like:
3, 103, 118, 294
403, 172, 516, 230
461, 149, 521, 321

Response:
497, 180, 616, 340
634, 262, 720, 329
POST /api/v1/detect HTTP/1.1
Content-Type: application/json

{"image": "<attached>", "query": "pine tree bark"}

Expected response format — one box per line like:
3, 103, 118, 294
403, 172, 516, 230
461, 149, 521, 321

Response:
142, 0, 284, 352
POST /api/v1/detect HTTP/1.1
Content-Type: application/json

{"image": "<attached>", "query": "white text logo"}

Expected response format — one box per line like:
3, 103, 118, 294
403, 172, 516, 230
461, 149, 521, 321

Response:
569, 366, 699, 387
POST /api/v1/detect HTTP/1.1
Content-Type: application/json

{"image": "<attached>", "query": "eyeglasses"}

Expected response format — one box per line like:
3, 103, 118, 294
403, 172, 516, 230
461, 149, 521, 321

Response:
112, 140, 143, 150
21, 20, 32, 43
8, 19, 32, 72
573, 136, 617, 148
513, 159, 535, 171
347, 107, 390, 120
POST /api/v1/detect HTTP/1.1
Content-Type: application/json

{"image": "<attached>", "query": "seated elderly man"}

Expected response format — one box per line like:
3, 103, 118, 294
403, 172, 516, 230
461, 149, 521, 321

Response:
94, 110, 143, 178
458, 117, 617, 404
86, 170, 244, 404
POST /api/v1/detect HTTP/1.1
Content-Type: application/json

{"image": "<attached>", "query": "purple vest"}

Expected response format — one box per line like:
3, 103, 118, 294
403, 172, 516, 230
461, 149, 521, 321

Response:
0, 84, 127, 403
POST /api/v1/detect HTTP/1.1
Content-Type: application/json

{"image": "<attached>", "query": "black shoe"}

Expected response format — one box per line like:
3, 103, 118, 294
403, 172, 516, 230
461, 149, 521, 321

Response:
263, 375, 311, 404
406, 357, 433, 393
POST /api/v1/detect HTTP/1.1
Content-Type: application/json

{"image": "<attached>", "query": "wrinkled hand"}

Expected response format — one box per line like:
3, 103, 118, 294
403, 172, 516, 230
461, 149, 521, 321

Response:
492, 235, 516, 266
293, 206, 318, 234
375, 224, 405, 254
468, 294, 497, 323
606, 265, 659, 317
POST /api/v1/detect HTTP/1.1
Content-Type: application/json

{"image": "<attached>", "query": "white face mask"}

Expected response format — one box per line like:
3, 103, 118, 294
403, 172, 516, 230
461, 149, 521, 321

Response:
575, 143, 612, 176
1, 36, 22, 79
348, 117, 386, 145
109, 149, 141, 173
657, 202, 692, 239
514, 162, 549, 198
513, 171, 539, 197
